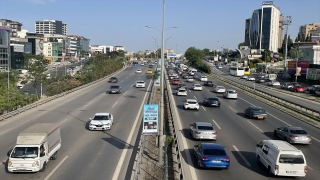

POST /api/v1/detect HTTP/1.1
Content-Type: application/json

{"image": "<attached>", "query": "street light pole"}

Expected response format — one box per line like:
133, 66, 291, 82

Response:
282, 16, 292, 81
295, 45, 299, 83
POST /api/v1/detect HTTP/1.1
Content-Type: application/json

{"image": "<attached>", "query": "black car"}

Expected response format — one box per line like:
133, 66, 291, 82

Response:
176, 83, 188, 90
108, 77, 118, 83
108, 85, 121, 94
203, 97, 220, 107
309, 86, 320, 94
255, 78, 265, 83
149, 65, 154, 68
203, 81, 214, 87
244, 106, 267, 119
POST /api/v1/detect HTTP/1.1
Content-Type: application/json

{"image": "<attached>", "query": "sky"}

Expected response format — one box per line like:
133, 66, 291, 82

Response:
0, 0, 319, 53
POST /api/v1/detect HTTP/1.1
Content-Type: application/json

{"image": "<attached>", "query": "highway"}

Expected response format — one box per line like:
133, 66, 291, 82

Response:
0, 64, 150, 180
167, 68, 320, 180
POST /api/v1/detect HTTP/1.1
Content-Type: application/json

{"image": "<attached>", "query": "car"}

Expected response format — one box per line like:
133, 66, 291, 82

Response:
255, 77, 265, 83
203, 81, 214, 87
290, 85, 306, 92
176, 83, 188, 90
307, 85, 320, 93
186, 76, 194, 82
141, 63, 145, 66
170, 74, 179, 79
190, 122, 217, 140
244, 106, 267, 119
183, 74, 189, 79
274, 126, 312, 144
287, 82, 301, 91
146, 69, 153, 74
148, 65, 154, 68
17, 85, 24, 89
136, 69, 142, 73
200, 76, 208, 82
240, 75, 248, 79
108, 85, 122, 94
194, 143, 230, 169
88, 112, 114, 130
203, 97, 220, 107
136, 81, 146, 88
108, 77, 118, 83
217, 65, 222, 69
172, 79, 180, 85
192, 84, 203, 91
247, 76, 255, 81
213, 86, 226, 93
223, 89, 237, 99
183, 99, 199, 110
176, 88, 187, 96
268, 80, 280, 86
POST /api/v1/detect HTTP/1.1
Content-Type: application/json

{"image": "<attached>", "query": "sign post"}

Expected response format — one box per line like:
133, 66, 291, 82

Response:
142, 104, 159, 135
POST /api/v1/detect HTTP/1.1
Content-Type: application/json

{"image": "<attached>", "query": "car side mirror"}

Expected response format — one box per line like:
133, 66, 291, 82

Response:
7, 150, 12, 157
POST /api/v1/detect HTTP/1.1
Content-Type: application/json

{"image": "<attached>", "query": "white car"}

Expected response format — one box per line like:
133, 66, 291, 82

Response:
214, 86, 226, 93
223, 89, 238, 99
241, 75, 248, 79
89, 113, 114, 130
217, 66, 222, 69
200, 76, 208, 82
141, 63, 145, 66
186, 77, 194, 82
170, 74, 179, 79
136, 81, 146, 88
268, 80, 280, 86
247, 76, 255, 81
136, 69, 142, 73
176, 88, 187, 96
183, 99, 199, 110
192, 84, 203, 91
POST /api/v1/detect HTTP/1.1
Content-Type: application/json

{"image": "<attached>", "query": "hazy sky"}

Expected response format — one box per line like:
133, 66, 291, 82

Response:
0, 0, 319, 53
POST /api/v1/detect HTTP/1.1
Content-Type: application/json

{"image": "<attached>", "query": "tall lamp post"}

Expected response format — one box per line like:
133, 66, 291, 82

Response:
282, 16, 292, 81
292, 45, 300, 83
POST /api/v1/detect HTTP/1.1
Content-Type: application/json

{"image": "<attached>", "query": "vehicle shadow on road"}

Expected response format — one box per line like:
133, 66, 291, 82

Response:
263, 131, 276, 140
236, 112, 247, 118
101, 133, 134, 149
124, 95, 137, 98
181, 129, 194, 141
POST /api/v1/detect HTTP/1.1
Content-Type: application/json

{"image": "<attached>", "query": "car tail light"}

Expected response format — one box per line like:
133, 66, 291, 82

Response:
304, 166, 307, 173
212, 132, 217, 134
275, 165, 279, 171
307, 135, 311, 139
290, 135, 297, 138
223, 158, 230, 162
196, 103, 199, 106
195, 131, 201, 134
201, 156, 210, 161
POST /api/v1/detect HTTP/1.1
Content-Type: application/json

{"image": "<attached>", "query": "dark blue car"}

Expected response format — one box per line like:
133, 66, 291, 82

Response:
194, 143, 230, 169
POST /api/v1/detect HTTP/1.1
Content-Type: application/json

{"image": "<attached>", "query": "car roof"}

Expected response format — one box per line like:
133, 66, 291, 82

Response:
137, 81, 145, 83
207, 97, 219, 100
110, 84, 120, 87
178, 88, 186, 90
201, 143, 224, 150
249, 106, 264, 109
286, 126, 304, 130
94, 112, 110, 116
195, 122, 213, 126
186, 99, 197, 102
111, 77, 117, 78
226, 89, 236, 91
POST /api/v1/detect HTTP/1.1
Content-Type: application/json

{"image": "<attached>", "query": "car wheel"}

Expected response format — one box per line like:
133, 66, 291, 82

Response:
51, 152, 58, 160
40, 162, 47, 172
268, 166, 274, 176
197, 160, 202, 168
273, 131, 277, 138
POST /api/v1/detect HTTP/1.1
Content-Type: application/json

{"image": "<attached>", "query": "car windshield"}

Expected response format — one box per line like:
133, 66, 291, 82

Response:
110, 86, 119, 89
207, 81, 212, 83
290, 129, 307, 134
279, 154, 304, 164
179, 84, 186, 86
203, 149, 226, 156
93, 115, 109, 120
179, 90, 186, 92
228, 91, 236, 94
137, 81, 144, 83
217, 86, 224, 89
188, 101, 197, 104
111, 77, 117, 79
208, 98, 218, 101
252, 108, 265, 113
198, 126, 214, 130
10, 147, 39, 158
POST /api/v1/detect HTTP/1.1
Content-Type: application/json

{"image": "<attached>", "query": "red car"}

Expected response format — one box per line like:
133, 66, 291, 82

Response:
172, 79, 180, 85
291, 85, 306, 92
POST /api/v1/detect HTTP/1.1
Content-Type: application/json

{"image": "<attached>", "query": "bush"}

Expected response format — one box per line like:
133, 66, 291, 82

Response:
166, 135, 174, 146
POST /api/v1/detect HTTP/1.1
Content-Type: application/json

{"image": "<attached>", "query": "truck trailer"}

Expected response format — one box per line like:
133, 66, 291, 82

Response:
7, 123, 61, 172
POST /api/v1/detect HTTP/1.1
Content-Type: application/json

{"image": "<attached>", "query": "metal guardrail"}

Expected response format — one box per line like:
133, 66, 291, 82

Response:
0, 66, 127, 121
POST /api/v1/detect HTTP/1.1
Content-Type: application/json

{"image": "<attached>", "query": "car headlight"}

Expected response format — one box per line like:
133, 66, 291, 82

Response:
8, 161, 13, 167
104, 123, 110, 126
32, 160, 39, 167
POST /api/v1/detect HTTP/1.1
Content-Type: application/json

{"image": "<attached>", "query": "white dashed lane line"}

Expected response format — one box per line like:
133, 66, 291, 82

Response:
44, 156, 68, 180
112, 101, 118, 108
194, 96, 197, 100
246, 120, 263, 133
83, 101, 92, 108
123, 91, 128, 95
201, 106, 206, 111
228, 106, 237, 112
212, 119, 221, 129
232, 145, 251, 166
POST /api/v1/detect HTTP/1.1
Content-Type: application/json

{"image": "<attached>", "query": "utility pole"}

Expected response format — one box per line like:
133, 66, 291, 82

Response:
282, 16, 292, 81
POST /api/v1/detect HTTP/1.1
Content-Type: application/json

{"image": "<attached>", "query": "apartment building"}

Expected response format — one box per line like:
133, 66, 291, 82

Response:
299, 23, 320, 40
0, 19, 23, 38
0, 26, 11, 71
35, 20, 67, 35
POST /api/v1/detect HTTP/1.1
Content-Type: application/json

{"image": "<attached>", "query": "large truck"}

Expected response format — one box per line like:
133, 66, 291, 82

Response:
7, 123, 61, 172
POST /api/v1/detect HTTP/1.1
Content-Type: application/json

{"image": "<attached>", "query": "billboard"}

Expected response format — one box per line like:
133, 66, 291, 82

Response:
35, 38, 44, 55
167, 53, 176, 58
306, 68, 320, 80
142, 104, 158, 135
287, 60, 309, 75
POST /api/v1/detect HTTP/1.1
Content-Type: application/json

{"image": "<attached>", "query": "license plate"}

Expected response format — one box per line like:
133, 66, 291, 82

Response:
212, 160, 221, 163
286, 171, 297, 174
112, 91, 115, 93
17, 168, 26, 170
258, 116, 263, 119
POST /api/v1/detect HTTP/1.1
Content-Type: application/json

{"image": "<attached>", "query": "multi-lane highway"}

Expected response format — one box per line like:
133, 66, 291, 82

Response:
0, 65, 151, 180
168, 66, 320, 180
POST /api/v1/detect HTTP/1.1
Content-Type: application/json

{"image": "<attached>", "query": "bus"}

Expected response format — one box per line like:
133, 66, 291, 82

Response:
229, 66, 244, 76
133, 61, 139, 66
244, 67, 250, 75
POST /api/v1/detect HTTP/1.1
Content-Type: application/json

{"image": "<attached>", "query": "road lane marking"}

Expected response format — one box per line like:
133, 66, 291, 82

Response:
123, 91, 127, 95
267, 113, 291, 126
83, 101, 92, 108
232, 145, 251, 167
59, 119, 68, 125
132, 84, 135, 87
201, 106, 206, 111
308, 166, 313, 170
246, 120, 263, 133
120, 80, 123, 83
238, 97, 253, 105
111, 80, 153, 180
194, 96, 197, 100
189, 90, 191, 92
212, 119, 221, 129
311, 136, 320, 143
44, 156, 68, 180
228, 106, 237, 112
112, 101, 118, 108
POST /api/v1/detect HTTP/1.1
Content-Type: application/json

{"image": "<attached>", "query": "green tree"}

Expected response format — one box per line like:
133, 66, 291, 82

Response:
184, 47, 204, 65
117, 50, 125, 57
202, 48, 211, 57
146, 68, 160, 80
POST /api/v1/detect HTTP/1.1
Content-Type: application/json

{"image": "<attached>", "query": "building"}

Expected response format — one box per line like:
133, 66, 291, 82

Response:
26, 32, 45, 55
244, 18, 251, 46
309, 28, 320, 42
113, 46, 125, 51
90, 45, 113, 54
294, 42, 320, 65
66, 35, 90, 60
0, 19, 23, 38
0, 26, 11, 71
299, 23, 320, 40
10, 44, 25, 69
246, 1, 282, 53
43, 42, 63, 62
35, 20, 67, 35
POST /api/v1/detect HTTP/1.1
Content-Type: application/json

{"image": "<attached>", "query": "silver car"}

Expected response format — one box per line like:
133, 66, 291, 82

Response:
274, 126, 312, 144
190, 122, 217, 140
223, 89, 237, 99
176, 88, 187, 96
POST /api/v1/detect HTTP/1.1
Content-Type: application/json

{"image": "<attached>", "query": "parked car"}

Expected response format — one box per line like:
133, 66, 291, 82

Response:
176, 83, 188, 90
274, 126, 312, 144
290, 85, 306, 92
307, 85, 320, 94
183, 99, 199, 110
190, 122, 217, 140
268, 80, 280, 86
136, 81, 146, 88
213, 86, 226, 93
203, 81, 214, 87
108, 85, 122, 94
176, 88, 187, 96
108, 77, 118, 83
255, 78, 265, 83
192, 84, 203, 91
280, 82, 293, 89
287, 82, 300, 91
203, 97, 220, 107
244, 106, 267, 119
194, 143, 230, 169
223, 89, 237, 99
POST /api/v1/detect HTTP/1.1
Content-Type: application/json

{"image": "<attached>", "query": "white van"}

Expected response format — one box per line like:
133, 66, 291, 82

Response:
256, 140, 307, 177
188, 68, 197, 75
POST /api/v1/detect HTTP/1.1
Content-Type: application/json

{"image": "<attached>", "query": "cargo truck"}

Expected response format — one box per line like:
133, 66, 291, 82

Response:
7, 123, 61, 172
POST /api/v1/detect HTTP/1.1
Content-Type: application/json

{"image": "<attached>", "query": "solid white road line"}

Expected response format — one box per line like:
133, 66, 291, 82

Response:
59, 119, 68, 125
228, 106, 237, 112
44, 156, 68, 180
111, 101, 118, 108
311, 136, 320, 143
201, 106, 206, 111
267, 113, 291, 126
194, 96, 197, 100
212, 119, 221, 129
123, 91, 128, 96
246, 120, 263, 133
111, 80, 152, 180
83, 101, 92, 108
308, 166, 313, 170
232, 145, 251, 167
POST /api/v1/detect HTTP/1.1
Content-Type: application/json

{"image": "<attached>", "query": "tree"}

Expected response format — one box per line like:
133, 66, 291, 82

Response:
202, 48, 211, 57
184, 47, 204, 65
117, 50, 125, 57
238, 42, 246, 49
146, 68, 160, 80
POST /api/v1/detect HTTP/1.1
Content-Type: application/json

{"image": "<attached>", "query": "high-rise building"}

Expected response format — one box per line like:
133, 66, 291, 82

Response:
35, 20, 67, 35
244, 18, 251, 46
0, 19, 23, 38
0, 26, 11, 71
246, 1, 282, 53
299, 23, 320, 40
